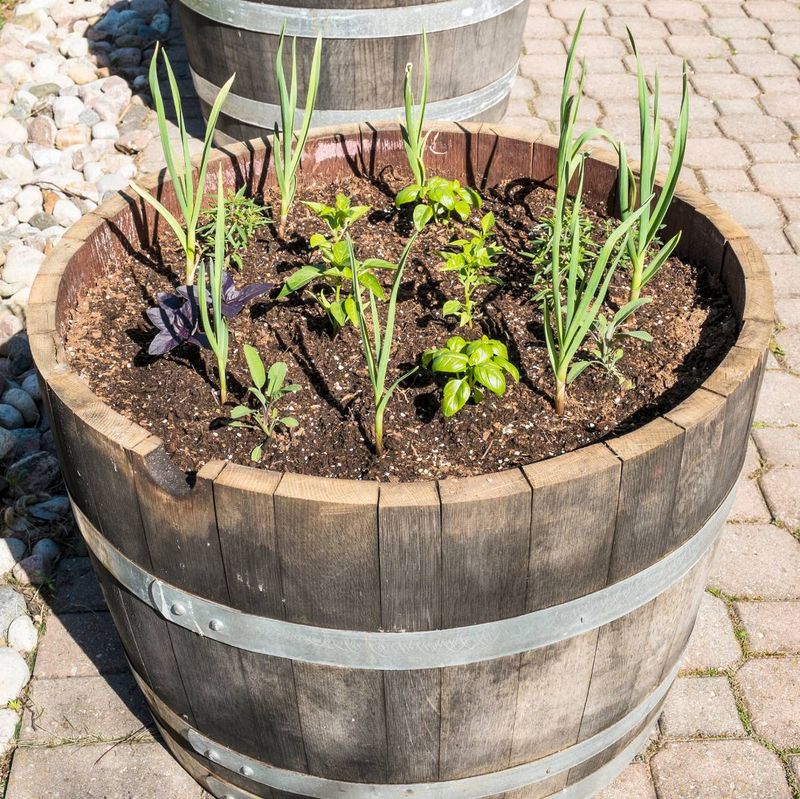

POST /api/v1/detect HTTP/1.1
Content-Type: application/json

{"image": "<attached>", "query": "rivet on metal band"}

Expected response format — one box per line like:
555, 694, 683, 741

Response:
190, 62, 519, 130
177, 0, 527, 39
136, 660, 674, 799
71, 488, 733, 671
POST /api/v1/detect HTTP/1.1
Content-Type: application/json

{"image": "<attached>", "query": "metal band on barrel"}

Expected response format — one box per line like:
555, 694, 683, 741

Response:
72, 487, 732, 671
190, 63, 518, 129
177, 0, 527, 38
136, 660, 673, 799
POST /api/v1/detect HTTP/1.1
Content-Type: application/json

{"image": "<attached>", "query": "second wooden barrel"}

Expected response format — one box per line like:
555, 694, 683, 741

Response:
175, 0, 531, 142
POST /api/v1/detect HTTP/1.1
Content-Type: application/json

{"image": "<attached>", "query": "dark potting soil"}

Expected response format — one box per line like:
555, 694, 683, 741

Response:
65, 174, 737, 481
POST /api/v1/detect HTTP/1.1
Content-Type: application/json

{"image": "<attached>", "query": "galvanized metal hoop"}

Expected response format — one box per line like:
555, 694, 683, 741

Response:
72, 487, 733, 671
137, 660, 674, 799
177, 0, 527, 39
190, 62, 519, 130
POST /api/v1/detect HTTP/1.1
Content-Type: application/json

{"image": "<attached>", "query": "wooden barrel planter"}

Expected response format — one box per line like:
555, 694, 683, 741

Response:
28, 124, 772, 799
176, 0, 531, 142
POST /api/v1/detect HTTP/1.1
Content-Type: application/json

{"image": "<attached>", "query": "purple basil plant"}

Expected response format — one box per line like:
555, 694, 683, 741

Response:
146, 272, 272, 356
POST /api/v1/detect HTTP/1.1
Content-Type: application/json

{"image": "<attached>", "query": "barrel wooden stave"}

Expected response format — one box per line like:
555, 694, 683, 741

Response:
30, 125, 772, 799
177, 0, 529, 139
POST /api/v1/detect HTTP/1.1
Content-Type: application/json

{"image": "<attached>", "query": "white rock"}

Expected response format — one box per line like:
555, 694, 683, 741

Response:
96, 171, 129, 197
15, 0, 53, 13
31, 147, 65, 169
0, 648, 30, 704
2, 245, 44, 286
14, 185, 41, 208
0, 539, 25, 575
0, 119, 28, 146
0, 61, 29, 84
0, 181, 20, 204
58, 34, 89, 59
0, 708, 18, 756
15, 205, 38, 224
50, 0, 102, 25
0, 156, 35, 184
0, 588, 26, 638
52, 94, 84, 128
65, 60, 96, 86
7, 616, 36, 653
52, 197, 80, 226
31, 55, 61, 83
91, 120, 118, 140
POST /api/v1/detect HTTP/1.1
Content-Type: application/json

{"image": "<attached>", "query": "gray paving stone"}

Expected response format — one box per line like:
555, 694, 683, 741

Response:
49, 556, 107, 613
774, 327, 800, 373
21, 674, 153, 743
660, 676, 744, 737
753, 427, 800, 467
760, 467, 800, 529
738, 658, 800, 748
34, 612, 127, 678
736, 601, 800, 654
5, 741, 204, 799
595, 763, 656, 798
651, 740, 791, 799
681, 594, 741, 671
709, 523, 800, 599
755, 372, 800, 427
790, 756, 800, 785
729, 476, 771, 523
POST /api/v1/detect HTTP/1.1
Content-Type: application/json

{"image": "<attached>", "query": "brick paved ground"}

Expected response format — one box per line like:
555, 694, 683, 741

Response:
5, 1, 800, 797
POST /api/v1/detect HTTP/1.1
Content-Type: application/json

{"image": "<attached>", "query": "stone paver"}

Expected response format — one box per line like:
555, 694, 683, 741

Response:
738, 658, 800, 748
708, 524, 800, 599
651, 740, 792, 799
595, 762, 656, 798
34, 612, 127, 679
760, 467, 800, 529
729, 476, 771, 523
660, 676, 744, 738
49, 556, 107, 614
21, 674, 152, 743
5, 742, 205, 798
681, 594, 741, 671
754, 372, 800, 426
735, 601, 800, 654
753, 427, 800, 467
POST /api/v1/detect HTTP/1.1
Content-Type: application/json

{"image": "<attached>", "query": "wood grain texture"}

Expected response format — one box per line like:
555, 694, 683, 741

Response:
180, 2, 527, 139
665, 388, 727, 539
438, 469, 531, 779
722, 236, 773, 323
605, 418, 686, 583
379, 481, 441, 782
704, 346, 767, 497
213, 465, 308, 772
523, 445, 621, 611
274, 474, 386, 780
476, 126, 536, 192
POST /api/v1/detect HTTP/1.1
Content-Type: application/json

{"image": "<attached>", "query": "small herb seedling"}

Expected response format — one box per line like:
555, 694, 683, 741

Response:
199, 186, 270, 270
229, 345, 300, 461
394, 33, 482, 230
278, 224, 396, 331
273, 25, 323, 239
396, 175, 483, 231
129, 45, 234, 284
440, 211, 504, 327
423, 335, 519, 417
570, 298, 653, 389
303, 194, 370, 242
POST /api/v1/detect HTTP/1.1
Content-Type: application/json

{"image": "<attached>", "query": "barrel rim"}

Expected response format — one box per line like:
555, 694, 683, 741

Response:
28, 122, 773, 503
